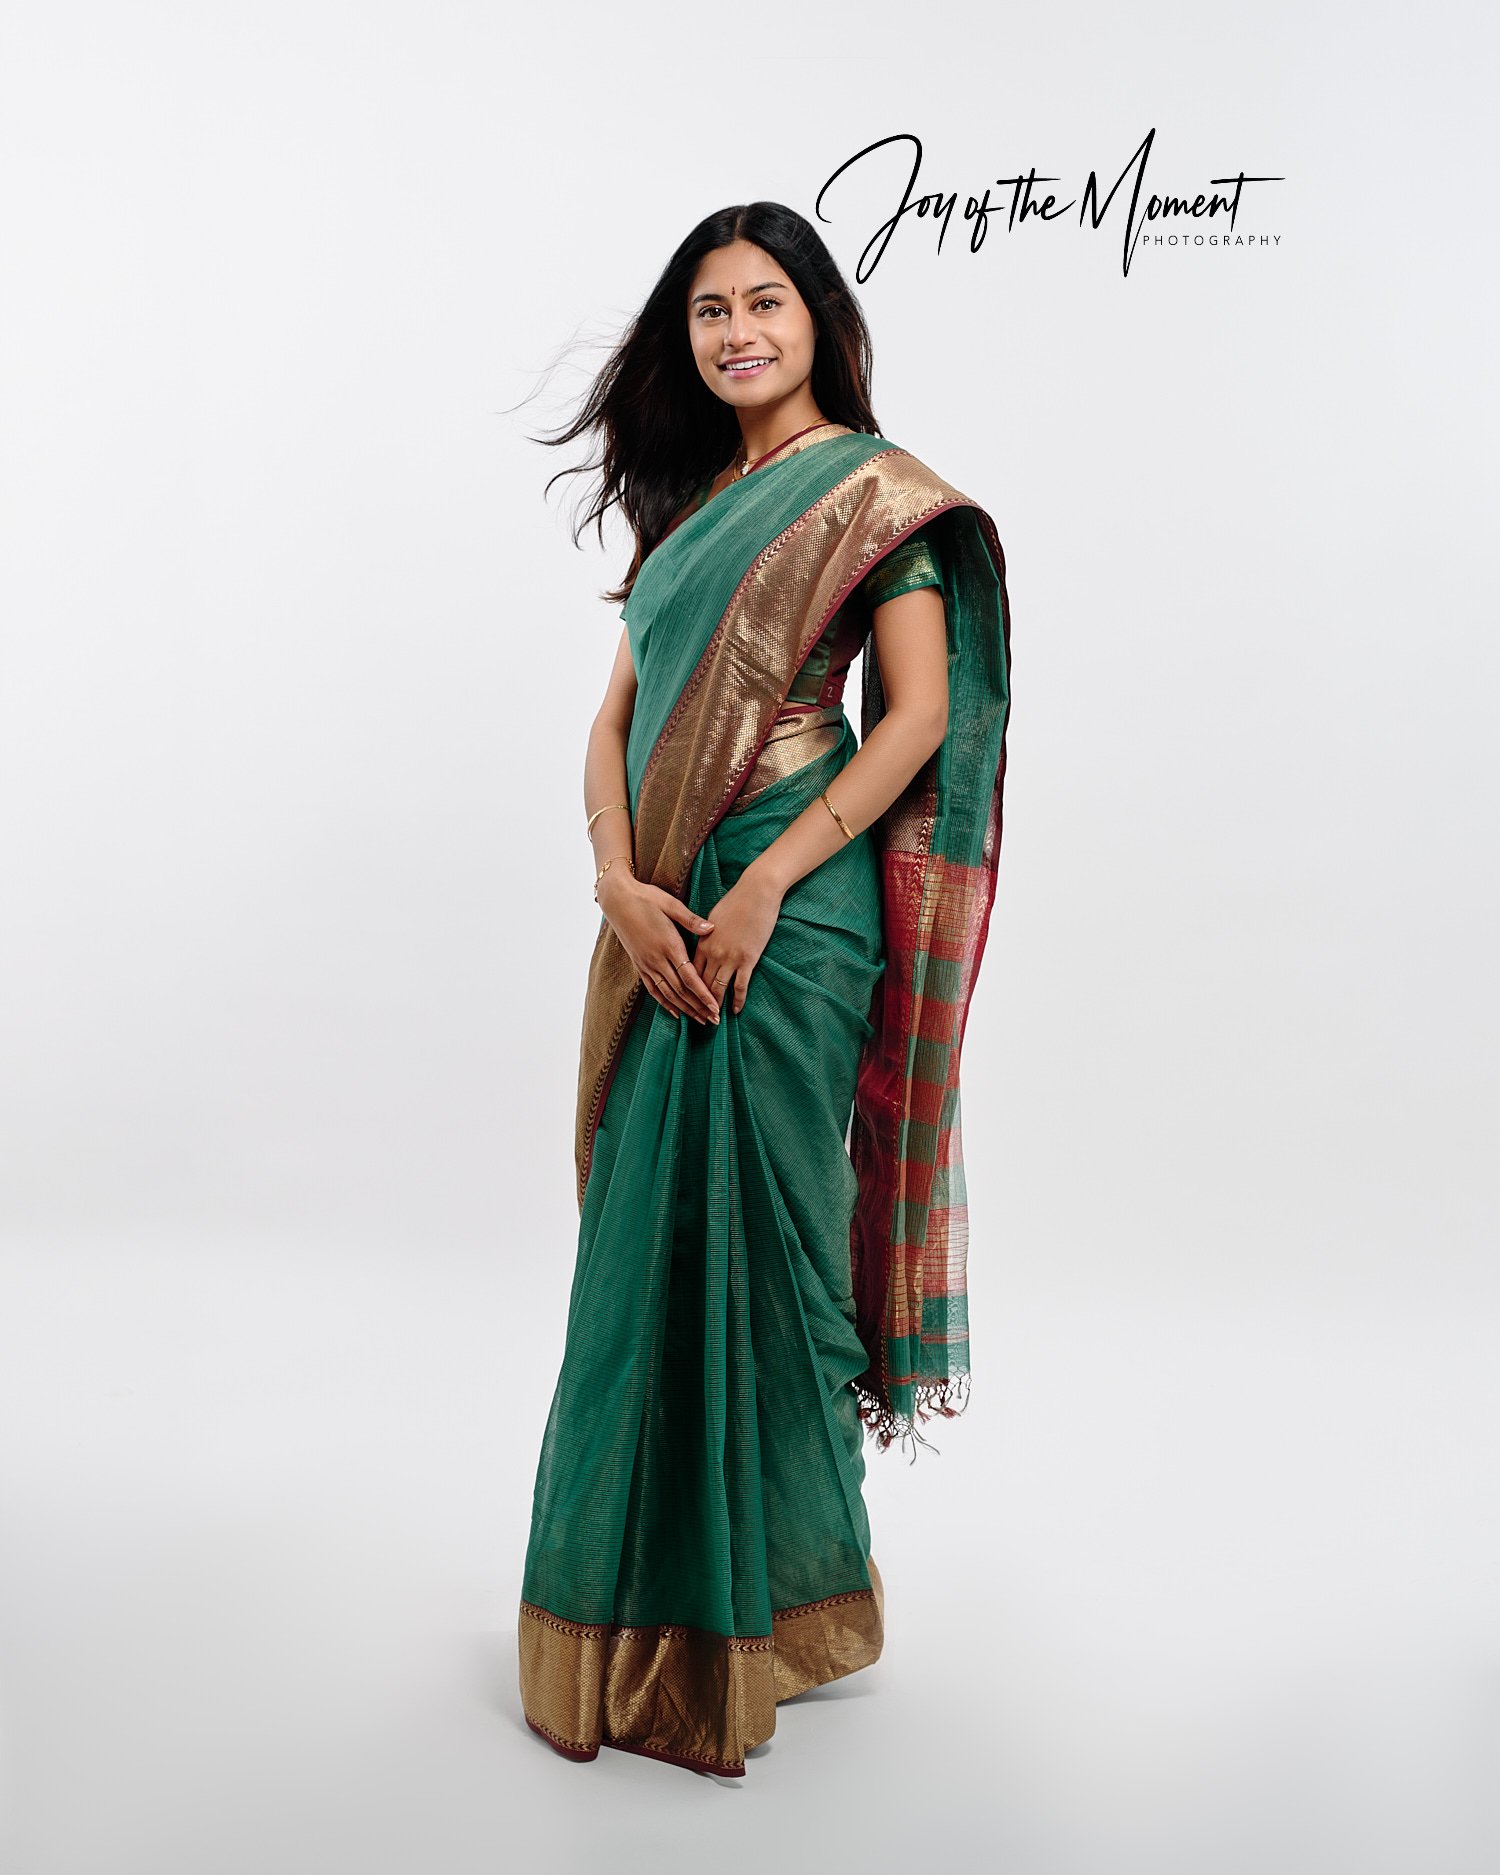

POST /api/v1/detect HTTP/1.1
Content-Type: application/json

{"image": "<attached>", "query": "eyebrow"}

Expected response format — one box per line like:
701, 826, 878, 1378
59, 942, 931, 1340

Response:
689, 280, 787, 305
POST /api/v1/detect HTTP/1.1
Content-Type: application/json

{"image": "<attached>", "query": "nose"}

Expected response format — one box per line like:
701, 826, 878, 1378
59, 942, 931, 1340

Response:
725, 299, 759, 349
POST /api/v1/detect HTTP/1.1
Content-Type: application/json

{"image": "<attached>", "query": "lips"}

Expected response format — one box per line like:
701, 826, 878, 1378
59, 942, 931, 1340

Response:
721, 357, 775, 377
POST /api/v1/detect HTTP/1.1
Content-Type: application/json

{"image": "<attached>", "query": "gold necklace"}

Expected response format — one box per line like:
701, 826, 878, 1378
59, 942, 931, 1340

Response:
734, 418, 837, 479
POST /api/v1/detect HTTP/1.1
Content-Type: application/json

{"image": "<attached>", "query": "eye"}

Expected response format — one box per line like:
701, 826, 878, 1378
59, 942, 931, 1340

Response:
695, 297, 782, 321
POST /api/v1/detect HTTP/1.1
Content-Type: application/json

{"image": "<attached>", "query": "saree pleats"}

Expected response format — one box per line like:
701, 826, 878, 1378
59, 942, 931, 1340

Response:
521, 723, 887, 1775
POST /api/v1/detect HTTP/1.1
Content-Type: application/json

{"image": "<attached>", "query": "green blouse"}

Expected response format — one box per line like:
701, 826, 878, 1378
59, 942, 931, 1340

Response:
688, 479, 944, 712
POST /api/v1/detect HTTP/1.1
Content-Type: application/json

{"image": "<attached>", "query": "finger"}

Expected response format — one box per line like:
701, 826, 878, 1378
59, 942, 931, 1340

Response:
704, 959, 733, 1013
669, 899, 714, 935
673, 953, 721, 1022
659, 952, 716, 1024
663, 952, 716, 1027
648, 967, 690, 1027
653, 962, 700, 1022
733, 965, 752, 1015
638, 966, 680, 1020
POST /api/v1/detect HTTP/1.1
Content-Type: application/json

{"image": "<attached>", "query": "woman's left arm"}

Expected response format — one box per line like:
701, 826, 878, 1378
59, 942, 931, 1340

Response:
695, 585, 949, 1013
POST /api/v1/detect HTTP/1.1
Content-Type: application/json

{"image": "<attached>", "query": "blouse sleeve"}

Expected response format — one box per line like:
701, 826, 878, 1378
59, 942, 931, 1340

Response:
858, 527, 943, 611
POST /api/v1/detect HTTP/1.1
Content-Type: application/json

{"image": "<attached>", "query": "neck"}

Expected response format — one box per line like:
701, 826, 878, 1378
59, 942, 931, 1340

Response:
736, 399, 831, 470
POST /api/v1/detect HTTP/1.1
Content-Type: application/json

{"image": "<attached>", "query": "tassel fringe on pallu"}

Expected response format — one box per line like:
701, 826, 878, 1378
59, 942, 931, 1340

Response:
854, 1370, 973, 1463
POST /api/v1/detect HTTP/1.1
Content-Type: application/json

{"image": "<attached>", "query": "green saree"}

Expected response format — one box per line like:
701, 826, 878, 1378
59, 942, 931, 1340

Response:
520, 423, 1012, 1775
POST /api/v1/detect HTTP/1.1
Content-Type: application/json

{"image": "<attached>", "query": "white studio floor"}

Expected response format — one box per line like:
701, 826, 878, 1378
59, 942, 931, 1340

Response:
0, 1227, 1494, 1875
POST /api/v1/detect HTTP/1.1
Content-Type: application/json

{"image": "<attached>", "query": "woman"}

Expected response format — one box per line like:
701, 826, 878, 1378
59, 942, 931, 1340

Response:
518, 202, 1013, 1777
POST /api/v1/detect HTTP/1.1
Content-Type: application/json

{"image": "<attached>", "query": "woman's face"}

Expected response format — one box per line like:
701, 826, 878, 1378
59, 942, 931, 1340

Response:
686, 239, 817, 411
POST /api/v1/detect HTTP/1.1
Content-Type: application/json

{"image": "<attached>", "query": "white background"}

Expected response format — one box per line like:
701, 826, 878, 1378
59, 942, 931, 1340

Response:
1, 2, 1496, 1870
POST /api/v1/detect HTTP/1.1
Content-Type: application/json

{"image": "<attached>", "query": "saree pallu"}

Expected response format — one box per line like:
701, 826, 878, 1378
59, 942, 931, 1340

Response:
519, 425, 1011, 1775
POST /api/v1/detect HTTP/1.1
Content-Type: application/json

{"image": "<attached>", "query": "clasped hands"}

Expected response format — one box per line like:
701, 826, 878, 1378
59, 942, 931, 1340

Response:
595, 864, 784, 1023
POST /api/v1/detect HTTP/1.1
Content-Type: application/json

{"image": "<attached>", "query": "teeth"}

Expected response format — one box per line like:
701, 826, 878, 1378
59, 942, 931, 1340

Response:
724, 359, 772, 372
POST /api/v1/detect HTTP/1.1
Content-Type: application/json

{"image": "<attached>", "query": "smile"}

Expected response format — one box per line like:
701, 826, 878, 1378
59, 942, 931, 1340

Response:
721, 358, 775, 376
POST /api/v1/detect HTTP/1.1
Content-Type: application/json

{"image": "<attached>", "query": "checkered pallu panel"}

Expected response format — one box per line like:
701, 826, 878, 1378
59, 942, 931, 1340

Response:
850, 502, 1012, 1454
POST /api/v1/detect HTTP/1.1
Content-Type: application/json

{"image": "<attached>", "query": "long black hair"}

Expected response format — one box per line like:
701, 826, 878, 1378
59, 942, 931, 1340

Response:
531, 201, 881, 605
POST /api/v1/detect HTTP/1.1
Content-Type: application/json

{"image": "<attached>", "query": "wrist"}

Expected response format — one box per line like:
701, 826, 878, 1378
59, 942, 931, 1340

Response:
596, 858, 637, 900
594, 861, 638, 910
743, 853, 790, 900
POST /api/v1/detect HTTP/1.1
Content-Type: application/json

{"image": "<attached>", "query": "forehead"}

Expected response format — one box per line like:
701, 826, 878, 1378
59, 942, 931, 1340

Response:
688, 242, 783, 295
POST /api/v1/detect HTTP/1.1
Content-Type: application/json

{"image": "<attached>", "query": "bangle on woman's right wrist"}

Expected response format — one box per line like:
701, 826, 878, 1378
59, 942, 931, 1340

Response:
593, 855, 635, 903
587, 801, 631, 838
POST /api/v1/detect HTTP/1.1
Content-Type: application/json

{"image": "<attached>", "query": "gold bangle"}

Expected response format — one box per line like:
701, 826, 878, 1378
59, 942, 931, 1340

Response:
821, 789, 856, 841
587, 802, 630, 838
593, 856, 635, 903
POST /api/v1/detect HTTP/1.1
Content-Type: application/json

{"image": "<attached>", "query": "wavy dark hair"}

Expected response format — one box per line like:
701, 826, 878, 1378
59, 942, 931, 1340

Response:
530, 201, 881, 606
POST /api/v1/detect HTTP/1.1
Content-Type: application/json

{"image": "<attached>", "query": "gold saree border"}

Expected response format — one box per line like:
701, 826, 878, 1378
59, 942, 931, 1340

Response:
519, 1557, 885, 1777
574, 428, 984, 1208
724, 704, 846, 812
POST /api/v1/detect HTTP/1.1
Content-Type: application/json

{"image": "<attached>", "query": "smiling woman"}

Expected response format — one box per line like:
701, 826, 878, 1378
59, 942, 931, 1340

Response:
517, 202, 1014, 1778
691, 270, 813, 407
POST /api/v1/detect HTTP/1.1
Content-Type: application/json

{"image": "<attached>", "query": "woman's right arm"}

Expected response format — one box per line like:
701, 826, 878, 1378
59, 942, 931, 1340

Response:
583, 624, 639, 882
586, 626, 721, 1025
